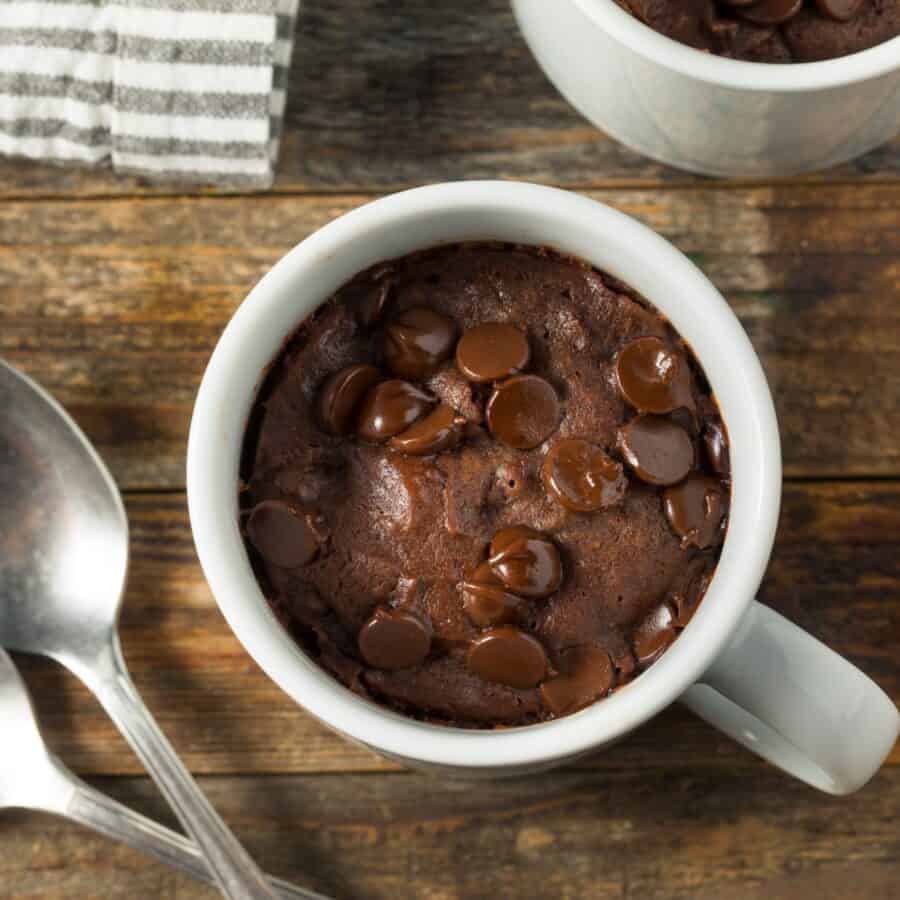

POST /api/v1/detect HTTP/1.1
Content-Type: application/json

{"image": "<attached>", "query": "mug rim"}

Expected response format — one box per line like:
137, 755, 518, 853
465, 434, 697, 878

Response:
187, 181, 782, 770
575, 0, 900, 91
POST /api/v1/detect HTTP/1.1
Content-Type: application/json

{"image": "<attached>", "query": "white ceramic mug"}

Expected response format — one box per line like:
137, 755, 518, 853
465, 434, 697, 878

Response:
187, 182, 899, 792
512, 0, 900, 177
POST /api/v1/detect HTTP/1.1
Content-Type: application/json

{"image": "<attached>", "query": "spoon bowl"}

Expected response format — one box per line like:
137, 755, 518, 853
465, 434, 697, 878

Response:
0, 359, 127, 670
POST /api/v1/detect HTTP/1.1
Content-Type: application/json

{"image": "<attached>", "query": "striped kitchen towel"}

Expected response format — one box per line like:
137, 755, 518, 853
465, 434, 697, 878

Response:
0, 0, 299, 187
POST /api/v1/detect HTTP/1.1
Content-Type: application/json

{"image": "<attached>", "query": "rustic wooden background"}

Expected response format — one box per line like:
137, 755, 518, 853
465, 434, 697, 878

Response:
2, 2, 899, 898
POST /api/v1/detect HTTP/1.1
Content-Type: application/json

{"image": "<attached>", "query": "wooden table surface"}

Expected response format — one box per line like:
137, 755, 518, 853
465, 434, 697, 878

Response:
2, 3, 899, 898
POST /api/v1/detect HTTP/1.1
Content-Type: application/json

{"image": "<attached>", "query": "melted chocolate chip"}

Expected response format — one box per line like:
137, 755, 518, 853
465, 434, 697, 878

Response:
388, 403, 465, 456
617, 414, 694, 486
319, 364, 382, 435
488, 526, 562, 599
702, 419, 730, 476
669, 406, 700, 439
670, 554, 716, 627
461, 561, 522, 627
542, 438, 627, 513
356, 380, 433, 443
633, 604, 678, 667
815, 0, 864, 20
612, 646, 637, 680
540, 645, 615, 716
486, 374, 560, 450
383, 307, 457, 379
466, 626, 548, 689
738, 0, 803, 24
663, 474, 726, 549
455, 323, 530, 383
357, 607, 432, 670
614, 337, 694, 415
246, 500, 323, 568
356, 277, 392, 329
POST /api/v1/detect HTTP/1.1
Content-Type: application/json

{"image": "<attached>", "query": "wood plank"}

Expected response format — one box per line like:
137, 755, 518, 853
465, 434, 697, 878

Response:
0, 0, 897, 199
1, 185, 898, 487
12, 481, 900, 777
3, 768, 900, 899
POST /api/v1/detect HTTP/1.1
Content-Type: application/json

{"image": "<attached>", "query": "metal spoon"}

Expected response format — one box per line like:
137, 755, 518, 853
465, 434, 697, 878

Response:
0, 359, 279, 900
0, 648, 325, 899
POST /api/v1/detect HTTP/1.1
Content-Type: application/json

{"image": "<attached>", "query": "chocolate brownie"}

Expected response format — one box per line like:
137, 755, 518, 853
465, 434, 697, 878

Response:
615, 0, 899, 62
239, 243, 731, 727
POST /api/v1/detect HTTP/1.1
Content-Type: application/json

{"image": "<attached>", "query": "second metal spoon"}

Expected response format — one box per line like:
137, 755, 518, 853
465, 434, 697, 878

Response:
0, 648, 324, 899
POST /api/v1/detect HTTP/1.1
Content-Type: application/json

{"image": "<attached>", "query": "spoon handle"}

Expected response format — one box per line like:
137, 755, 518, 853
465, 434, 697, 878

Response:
87, 638, 281, 900
53, 762, 326, 900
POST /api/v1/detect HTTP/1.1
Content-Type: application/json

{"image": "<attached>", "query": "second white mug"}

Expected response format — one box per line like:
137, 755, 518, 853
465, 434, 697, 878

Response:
512, 0, 900, 177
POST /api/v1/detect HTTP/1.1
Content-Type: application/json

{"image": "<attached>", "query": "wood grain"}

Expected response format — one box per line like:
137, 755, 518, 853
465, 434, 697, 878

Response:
11, 481, 898, 778
1, 185, 898, 488
0, 0, 897, 200
3, 768, 900, 899
1, 5, 898, 890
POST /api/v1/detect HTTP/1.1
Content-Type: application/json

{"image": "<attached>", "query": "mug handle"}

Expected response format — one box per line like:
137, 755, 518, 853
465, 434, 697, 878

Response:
680, 602, 899, 794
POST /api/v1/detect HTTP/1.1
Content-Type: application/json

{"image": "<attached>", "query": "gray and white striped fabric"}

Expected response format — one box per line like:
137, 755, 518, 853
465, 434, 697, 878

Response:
0, 0, 299, 187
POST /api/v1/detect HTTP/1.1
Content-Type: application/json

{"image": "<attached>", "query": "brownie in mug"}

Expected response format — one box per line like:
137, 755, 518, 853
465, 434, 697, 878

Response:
239, 243, 731, 727
615, 0, 900, 62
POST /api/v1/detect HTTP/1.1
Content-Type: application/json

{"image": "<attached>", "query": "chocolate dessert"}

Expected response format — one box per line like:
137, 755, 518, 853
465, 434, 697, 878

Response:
615, 0, 900, 62
239, 243, 731, 727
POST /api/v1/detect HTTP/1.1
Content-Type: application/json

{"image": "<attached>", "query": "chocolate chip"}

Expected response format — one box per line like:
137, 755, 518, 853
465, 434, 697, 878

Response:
355, 274, 392, 329
612, 646, 636, 679
617, 414, 694, 486
357, 607, 432, 670
388, 403, 465, 456
487, 375, 560, 450
319, 364, 382, 435
542, 438, 627, 513
669, 406, 699, 438
383, 307, 457, 380
466, 626, 547, 689
815, 0, 864, 20
738, 0, 803, 24
356, 379, 433, 443
669, 554, 716, 627
461, 561, 522, 627
702, 418, 730, 476
633, 604, 678, 667
614, 337, 694, 415
663, 474, 726, 549
245, 500, 323, 568
489, 526, 562, 599
540, 645, 614, 716
456, 323, 530, 383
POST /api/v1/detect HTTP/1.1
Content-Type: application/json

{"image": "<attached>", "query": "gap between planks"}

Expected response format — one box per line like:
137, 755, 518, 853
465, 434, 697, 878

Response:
3, 175, 900, 206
